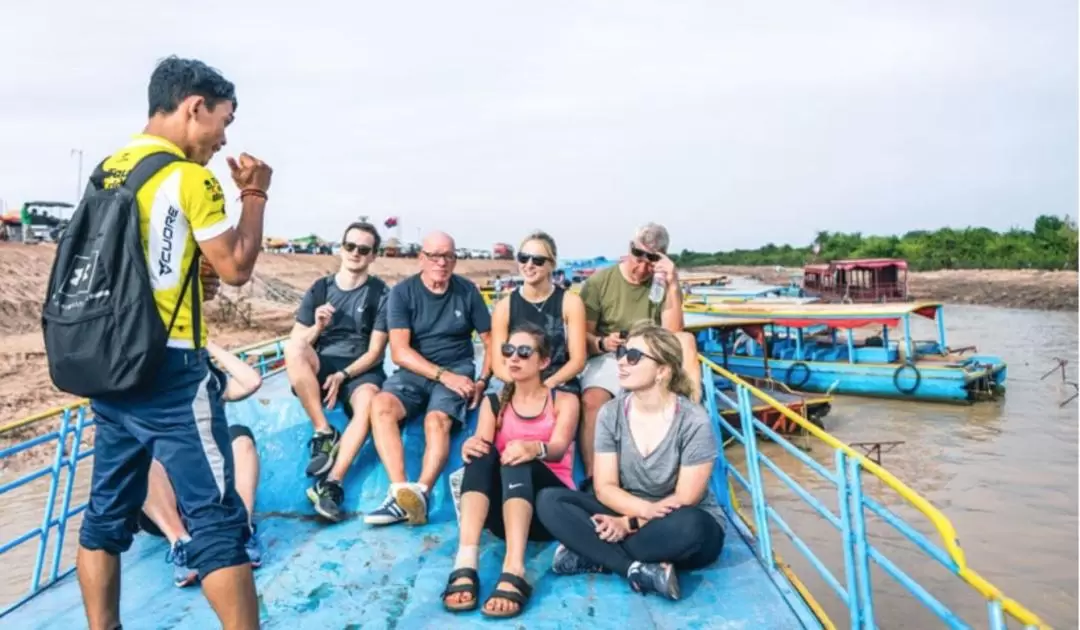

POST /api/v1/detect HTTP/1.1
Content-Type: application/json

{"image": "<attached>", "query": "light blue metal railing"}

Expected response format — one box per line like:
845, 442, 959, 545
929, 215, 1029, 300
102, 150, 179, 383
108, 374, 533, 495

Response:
0, 338, 288, 618
701, 356, 1048, 629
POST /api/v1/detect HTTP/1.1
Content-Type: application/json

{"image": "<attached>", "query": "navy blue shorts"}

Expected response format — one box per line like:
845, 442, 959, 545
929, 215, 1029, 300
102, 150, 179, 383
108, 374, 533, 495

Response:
138, 424, 256, 539
381, 360, 475, 426
79, 348, 250, 579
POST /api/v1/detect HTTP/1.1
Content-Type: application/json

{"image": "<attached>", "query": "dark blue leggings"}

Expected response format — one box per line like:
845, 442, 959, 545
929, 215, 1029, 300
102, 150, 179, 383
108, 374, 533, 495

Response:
460, 448, 567, 541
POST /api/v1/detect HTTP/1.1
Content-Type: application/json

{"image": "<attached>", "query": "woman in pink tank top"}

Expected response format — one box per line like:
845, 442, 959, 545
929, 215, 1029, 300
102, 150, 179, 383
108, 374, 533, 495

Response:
442, 322, 579, 619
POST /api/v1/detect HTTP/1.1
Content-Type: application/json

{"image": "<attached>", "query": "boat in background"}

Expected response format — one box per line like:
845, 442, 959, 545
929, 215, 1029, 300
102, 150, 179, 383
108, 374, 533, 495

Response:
802, 258, 910, 304
687, 302, 1007, 404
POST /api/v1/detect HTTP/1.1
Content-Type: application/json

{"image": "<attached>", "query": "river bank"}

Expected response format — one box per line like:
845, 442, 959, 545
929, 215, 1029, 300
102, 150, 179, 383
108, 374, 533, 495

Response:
696, 265, 1079, 311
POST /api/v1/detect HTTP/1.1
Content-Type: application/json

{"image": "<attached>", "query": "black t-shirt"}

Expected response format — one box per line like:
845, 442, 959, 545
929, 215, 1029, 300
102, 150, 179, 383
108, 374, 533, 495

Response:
296, 275, 389, 358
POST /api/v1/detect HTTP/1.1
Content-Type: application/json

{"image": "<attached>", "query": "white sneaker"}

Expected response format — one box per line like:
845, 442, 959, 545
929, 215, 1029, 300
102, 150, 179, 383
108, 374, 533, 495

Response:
449, 468, 465, 522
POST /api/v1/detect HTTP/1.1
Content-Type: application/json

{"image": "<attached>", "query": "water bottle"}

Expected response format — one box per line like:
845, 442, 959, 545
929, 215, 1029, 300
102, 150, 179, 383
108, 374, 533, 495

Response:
648, 271, 666, 304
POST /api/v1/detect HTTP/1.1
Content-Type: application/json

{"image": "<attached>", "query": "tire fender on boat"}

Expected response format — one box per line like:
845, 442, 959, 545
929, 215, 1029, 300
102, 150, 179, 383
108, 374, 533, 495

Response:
785, 361, 812, 389
893, 363, 922, 394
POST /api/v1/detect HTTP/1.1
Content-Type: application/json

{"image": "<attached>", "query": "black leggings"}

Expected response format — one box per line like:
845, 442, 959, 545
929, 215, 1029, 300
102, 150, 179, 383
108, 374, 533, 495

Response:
535, 487, 725, 577
460, 448, 567, 541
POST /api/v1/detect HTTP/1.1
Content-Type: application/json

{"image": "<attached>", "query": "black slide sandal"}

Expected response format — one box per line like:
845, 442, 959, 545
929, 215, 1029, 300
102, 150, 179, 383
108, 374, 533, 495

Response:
481, 572, 533, 619
441, 567, 480, 612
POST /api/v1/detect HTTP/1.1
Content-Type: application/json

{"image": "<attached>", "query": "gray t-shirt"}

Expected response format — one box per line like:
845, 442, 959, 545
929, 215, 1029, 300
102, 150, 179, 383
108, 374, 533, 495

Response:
296, 275, 389, 359
595, 392, 726, 528
387, 273, 492, 367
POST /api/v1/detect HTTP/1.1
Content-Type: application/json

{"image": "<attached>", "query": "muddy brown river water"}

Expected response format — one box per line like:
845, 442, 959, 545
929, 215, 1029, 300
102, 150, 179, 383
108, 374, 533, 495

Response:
0, 304, 1076, 628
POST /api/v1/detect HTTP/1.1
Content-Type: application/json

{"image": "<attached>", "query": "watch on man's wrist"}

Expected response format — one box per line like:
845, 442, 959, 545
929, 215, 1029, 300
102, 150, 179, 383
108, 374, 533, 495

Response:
628, 516, 640, 531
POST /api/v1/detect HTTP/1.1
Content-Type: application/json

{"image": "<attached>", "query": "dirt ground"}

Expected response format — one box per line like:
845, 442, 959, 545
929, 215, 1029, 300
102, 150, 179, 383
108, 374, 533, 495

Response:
0, 243, 516, 430
698, 265, 1079, 312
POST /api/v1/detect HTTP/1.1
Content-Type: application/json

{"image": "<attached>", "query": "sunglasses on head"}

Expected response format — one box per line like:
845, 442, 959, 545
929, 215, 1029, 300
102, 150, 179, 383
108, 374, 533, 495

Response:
616, 345, 659, 366
629, 243, 662, 263
501, 343, 536, 359
342, 242, 373, 255
517, 253, 551, 266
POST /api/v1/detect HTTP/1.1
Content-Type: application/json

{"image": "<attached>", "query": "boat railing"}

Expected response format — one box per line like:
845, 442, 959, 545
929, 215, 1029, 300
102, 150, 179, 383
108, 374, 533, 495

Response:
0, 337, 1050, 627
0, 336, 289, 618
702, 355, 1048, 629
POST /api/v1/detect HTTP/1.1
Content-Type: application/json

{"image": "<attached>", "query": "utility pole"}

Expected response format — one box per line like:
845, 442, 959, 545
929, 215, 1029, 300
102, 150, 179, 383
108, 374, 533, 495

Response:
70, 148, 84, 221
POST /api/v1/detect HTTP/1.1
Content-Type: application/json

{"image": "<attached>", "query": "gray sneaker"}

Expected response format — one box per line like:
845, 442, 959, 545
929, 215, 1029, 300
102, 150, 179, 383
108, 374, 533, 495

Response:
551, 544, 604, 575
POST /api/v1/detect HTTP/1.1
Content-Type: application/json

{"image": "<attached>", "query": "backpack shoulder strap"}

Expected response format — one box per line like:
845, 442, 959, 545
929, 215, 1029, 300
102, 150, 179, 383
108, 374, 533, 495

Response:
124, 152, 183, 192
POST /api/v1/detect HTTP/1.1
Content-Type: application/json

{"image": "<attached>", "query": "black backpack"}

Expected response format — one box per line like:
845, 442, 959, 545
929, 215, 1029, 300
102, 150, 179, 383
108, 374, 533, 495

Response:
41, 151, 200, 398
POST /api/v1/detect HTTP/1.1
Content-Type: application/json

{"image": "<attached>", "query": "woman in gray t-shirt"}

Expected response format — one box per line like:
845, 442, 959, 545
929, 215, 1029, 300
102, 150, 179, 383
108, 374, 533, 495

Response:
535, 322, 725, 600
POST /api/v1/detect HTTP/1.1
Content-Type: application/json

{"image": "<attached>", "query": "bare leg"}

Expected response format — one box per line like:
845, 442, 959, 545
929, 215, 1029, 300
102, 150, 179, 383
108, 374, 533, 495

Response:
676, 331, 703, 403
418, 411, 452, 490
580, 388, 613, 477
200, 565, 260, 630
284, 339, 330, 432
327, 384, 378, 481
76, 548, 121, 630
445, 490, 490, 607
232, 436, 259, 526
370, 393, 408, 484
141, 460, 189, 544
485, 497, 532, 615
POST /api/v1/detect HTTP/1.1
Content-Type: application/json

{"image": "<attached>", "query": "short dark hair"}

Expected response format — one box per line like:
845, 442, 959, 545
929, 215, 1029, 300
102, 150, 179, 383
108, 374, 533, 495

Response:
342, 221, 381, 251
148, 56, 237, 118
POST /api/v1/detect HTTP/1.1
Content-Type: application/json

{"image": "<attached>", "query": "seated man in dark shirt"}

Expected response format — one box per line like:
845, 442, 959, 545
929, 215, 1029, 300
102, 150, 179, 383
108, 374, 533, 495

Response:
284, 221, 390, 521
366, 231, 493, 526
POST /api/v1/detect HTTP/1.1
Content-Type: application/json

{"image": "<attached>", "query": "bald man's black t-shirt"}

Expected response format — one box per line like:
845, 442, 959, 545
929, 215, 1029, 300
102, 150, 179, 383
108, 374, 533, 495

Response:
386, 274, 491, 367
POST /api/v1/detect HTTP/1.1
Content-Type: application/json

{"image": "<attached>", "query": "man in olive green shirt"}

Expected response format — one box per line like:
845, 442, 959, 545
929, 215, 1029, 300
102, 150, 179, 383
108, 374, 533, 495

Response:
577, 222, 703, 476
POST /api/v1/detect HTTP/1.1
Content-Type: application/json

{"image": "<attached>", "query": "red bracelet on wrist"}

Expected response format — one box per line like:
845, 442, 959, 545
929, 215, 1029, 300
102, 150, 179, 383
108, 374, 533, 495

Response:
239, 188, 267, 201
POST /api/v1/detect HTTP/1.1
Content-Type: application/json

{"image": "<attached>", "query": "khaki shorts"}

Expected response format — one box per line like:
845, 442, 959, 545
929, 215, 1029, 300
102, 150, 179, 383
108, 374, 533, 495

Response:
580, 353, 622, 396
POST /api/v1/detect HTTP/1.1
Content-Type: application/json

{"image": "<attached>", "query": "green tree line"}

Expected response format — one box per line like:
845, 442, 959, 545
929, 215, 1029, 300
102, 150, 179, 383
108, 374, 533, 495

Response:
673, 215, 1079, 272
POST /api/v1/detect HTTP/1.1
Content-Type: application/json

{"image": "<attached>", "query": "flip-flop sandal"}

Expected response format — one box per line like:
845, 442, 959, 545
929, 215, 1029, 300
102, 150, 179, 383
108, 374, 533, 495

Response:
441, 567, 480, 612
480, 572, 533, 619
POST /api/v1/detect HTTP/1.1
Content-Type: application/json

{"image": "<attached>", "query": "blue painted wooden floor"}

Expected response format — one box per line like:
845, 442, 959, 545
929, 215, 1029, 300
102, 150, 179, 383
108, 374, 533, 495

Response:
5, 372, 811, 629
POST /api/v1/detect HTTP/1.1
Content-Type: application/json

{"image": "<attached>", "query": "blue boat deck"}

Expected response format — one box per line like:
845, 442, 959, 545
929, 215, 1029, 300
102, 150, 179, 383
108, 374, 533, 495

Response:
3, 371, 811, 629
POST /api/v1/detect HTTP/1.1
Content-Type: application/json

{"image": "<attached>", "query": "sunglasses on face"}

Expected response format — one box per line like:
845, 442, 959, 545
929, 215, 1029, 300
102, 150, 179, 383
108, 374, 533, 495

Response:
501, 343, 536, 359
517, 253, 551, 267
342, 242, 373, 255
423, 251, 457, 263
616, 345, 659, 366
629, 243, 662, 263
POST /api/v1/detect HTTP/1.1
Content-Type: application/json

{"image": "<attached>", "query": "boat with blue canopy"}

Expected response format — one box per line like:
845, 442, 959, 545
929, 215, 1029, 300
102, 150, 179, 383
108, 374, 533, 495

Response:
686, 302, 1007, 403
0, 337, 1044, 628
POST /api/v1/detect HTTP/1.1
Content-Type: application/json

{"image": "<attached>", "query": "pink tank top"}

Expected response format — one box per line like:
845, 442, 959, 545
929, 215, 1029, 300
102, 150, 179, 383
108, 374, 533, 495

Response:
494, 390, 576, 490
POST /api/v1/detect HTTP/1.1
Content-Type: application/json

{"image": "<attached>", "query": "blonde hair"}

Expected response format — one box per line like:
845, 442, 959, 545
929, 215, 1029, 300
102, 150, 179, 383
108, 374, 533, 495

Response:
626, 321, 694, 399
519, 230, 558, 261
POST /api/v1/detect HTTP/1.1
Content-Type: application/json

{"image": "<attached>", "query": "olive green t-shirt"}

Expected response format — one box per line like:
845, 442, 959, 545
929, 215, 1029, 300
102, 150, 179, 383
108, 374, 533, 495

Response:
579, 265, 662, 337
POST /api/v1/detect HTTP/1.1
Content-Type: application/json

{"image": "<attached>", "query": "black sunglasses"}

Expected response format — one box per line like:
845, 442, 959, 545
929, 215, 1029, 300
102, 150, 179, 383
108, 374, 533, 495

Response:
616, 345, 659, 366
342, 242, 373, 255
629, 243, 662, 263
517, 252, 551, 266
501, 343, 536, 359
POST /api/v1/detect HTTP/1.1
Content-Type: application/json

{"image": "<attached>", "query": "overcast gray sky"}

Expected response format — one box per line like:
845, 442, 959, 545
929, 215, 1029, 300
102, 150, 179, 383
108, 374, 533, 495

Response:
1, 1, 1075, 258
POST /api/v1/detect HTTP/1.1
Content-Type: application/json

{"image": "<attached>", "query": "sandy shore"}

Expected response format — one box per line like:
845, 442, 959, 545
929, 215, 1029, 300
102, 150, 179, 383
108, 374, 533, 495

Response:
696, 265, 1079, 312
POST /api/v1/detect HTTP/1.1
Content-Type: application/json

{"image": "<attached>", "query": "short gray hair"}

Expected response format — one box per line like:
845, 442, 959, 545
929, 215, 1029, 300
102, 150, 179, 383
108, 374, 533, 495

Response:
634, 223, 670, 253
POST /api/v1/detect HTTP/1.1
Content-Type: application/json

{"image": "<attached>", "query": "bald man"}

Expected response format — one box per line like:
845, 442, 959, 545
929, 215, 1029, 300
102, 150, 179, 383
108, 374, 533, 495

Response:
366, 231, 493, 526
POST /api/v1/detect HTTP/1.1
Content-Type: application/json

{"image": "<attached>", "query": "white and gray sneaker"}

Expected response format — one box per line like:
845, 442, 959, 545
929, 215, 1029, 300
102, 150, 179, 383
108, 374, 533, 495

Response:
364, 492, 408, 526
449, 468, 465, 522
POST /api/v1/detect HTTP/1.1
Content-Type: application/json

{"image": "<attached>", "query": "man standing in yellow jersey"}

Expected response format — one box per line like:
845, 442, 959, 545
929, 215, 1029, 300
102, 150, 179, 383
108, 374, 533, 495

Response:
74, 56, 271, 630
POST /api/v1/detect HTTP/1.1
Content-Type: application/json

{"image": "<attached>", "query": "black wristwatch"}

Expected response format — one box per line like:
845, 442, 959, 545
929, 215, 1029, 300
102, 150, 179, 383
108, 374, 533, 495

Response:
338, 369, 350, 380
628, 516, 640, 531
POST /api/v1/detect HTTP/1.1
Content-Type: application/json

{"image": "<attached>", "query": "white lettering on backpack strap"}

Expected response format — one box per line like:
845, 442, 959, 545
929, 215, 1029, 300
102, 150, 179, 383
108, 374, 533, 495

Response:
147, 169, 189, 291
